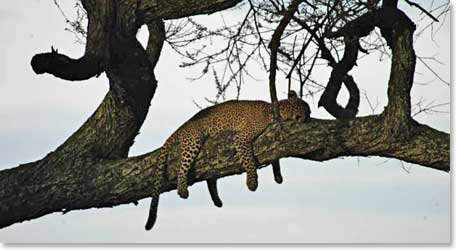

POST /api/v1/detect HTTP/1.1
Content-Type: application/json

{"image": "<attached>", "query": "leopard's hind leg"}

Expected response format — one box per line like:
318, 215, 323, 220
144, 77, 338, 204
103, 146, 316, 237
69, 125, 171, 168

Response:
177, 133, 204, 199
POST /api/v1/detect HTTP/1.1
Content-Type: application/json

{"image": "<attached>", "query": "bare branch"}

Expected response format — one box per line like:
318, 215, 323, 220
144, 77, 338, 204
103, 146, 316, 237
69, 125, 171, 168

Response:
417, 56, 450, 86
268, 0, 303, 120
404, 0, 439, 22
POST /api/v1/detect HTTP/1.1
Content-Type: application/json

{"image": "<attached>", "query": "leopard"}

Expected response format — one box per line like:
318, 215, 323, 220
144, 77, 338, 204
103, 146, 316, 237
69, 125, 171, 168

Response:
145, 91, 311, 230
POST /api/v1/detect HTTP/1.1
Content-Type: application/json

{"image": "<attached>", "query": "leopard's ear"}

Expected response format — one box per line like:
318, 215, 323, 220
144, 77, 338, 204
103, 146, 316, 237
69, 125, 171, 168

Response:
288, 91, 298, 100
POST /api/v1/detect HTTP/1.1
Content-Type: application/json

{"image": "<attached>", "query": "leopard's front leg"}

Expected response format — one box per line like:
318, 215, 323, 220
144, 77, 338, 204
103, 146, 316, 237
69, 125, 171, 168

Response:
271, 159, 283, 184
234, 134, 258, 191
207, 178, 223, 207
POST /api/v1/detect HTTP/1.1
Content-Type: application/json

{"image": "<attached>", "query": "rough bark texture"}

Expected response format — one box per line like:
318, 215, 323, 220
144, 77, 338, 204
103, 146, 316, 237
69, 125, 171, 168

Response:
0, 0, 450, 230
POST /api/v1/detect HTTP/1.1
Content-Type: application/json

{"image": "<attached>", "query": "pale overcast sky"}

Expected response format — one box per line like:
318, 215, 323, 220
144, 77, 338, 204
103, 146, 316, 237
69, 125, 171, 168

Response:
0, 0, 451, 243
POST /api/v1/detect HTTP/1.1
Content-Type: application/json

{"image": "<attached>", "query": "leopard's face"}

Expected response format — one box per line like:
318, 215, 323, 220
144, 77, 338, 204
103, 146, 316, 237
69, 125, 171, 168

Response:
279, 91, 311, 123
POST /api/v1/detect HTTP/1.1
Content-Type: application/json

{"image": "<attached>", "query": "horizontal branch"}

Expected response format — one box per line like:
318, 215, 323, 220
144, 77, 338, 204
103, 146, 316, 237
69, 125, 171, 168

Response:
0, 115, 449, 229
30, 48, 103, 81
141, 0, 243, 21
31, 0, 110, 81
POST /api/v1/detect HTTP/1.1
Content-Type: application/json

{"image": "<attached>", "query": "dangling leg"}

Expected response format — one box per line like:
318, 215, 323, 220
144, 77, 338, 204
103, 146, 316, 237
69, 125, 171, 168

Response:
145, 147, 168, 230
206, 178, 223, 207
271, 159, 283, 184
234, 135, 258, 191
177, 134, 203, 199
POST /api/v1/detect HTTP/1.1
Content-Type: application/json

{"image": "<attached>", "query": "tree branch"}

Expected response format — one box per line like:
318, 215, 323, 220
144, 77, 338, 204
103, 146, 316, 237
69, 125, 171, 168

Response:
30, 48, 104, 81
0, 116, 449, 229
30, 1, 110, 81
317, 36, 360, 118
139, 0, 243, 21
268, 0, 303, 121
404, 0, 439, 22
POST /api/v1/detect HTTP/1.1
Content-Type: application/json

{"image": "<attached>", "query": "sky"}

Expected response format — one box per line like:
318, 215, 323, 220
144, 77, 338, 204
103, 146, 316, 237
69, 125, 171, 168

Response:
0, 0, 451, 243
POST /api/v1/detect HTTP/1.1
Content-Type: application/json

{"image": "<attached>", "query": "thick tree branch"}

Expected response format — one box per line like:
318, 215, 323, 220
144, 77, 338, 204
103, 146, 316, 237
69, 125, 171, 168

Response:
146, 19, 166, 68
140, 0, 243, 21
30, 49, 103, 81
0, 116, 449, 229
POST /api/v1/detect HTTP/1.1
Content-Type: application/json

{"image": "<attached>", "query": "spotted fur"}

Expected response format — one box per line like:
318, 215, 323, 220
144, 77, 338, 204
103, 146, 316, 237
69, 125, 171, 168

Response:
145, 91, 311, 230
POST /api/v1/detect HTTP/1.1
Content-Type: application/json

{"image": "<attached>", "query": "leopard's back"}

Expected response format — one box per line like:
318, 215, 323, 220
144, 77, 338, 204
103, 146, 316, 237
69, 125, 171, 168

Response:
178, 100, 272, 139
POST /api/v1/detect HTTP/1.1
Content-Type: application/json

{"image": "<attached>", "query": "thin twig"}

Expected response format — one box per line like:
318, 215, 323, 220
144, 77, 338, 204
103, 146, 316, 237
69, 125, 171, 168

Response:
404, 0, 439, 22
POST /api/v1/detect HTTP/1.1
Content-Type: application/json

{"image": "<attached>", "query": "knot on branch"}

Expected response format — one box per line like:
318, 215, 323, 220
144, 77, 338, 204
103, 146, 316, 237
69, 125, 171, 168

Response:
30, 46, 59, 74
31, 47, 103, 81
318, 75, 360, 119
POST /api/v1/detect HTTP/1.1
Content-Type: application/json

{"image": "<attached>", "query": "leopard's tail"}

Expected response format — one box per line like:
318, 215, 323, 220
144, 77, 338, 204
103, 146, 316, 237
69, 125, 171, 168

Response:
145, 138, 174, 230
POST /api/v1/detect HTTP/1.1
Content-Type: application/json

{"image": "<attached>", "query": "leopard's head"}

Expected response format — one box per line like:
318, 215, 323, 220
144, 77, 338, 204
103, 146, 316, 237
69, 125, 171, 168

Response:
279, 91, 311, 123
